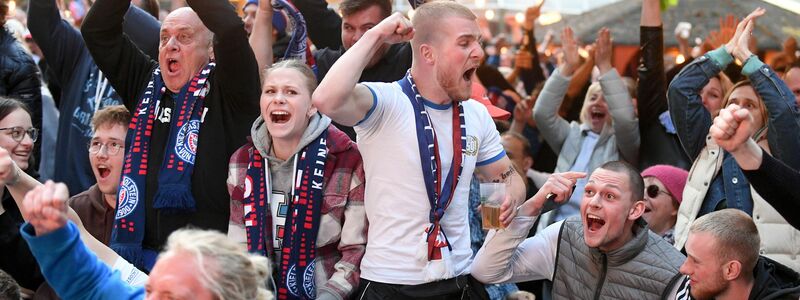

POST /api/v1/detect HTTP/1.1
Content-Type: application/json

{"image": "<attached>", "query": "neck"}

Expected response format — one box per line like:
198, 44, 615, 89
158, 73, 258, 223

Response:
599, 223, 636, 253
272, 136, 301, 161
410, 67, 452, 105
103, 193, 116, 209
718, 277, 755, 300
651, 219, 676, 236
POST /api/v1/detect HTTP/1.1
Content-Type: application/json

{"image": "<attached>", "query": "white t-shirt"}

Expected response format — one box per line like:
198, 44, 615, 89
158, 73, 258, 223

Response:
356, 81, 505, 284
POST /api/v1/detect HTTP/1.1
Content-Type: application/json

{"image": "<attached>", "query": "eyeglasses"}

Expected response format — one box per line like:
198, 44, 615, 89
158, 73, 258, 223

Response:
88, 141, 125, 156
0, 127, 38, 143
646, 185, 672, 199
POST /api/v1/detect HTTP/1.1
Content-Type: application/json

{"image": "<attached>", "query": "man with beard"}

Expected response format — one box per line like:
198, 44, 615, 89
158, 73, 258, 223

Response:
312, 2, 526, 298
472, 161, 686, 299
668, 209, 800, 299
81, 0, 260, 271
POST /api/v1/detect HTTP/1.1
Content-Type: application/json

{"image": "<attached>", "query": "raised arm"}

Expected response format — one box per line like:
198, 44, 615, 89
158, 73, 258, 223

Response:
638, 0, 668, 127
188, 0, 260, 113
728, 11, 800, 170
517, 1, 546, 94
312, 12, 412, 126
711, 105, 800, 230
595, 28, 640, 164
82, 0, 155, 110
249, 0, 274, 79
0, 150, 122, 267
27, 0, 86, 85
533, 27, 579, 153
21, 182, 144, 300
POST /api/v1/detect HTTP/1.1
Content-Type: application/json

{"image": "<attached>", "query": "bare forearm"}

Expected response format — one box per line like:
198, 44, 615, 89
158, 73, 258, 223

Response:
730, 139, 763, 171
313, 30, 383, 125
640, 0, 662, 27
249, 7, 273, 79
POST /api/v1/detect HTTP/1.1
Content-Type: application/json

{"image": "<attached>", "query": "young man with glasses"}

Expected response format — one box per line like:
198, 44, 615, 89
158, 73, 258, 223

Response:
68, 105, 130, 245
641, 165, 688, 244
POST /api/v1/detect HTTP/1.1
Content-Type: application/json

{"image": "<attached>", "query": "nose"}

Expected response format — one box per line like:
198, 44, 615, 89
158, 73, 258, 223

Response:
587, 193, 602, 209
272, 92, 288, 104
20, 132, 33, 147
164, 36, 179, 51
679, 261, 690, 275
473, 43, 485, 60
96, 145, 110, 159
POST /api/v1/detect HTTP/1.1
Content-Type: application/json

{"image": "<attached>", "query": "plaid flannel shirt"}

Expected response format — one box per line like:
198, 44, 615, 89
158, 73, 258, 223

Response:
228, 125, 367, 300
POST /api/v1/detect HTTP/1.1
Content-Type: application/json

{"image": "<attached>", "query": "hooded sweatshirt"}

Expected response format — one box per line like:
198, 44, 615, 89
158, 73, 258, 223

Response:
228, 114, 367, 300
251, 113, 330, 259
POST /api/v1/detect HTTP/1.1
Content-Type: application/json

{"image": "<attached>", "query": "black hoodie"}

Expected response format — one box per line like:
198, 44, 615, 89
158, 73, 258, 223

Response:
749, 256, 800, 300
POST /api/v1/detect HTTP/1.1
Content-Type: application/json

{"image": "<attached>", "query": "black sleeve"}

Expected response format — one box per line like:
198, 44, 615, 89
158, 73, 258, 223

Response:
518, 28, 545, 95
81, 0, 155, 112
0, 203, 44, 291
27, 0, 85, 88
187, 0, 260, 114
743, 152, 800, 230
637, 25, 667, 128
122, 5, 161, 60
292, 0, 343, 50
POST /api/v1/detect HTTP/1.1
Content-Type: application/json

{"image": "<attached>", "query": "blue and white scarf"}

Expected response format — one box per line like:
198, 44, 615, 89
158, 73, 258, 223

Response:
398, 71, 466, 279
111, 62, 214, 270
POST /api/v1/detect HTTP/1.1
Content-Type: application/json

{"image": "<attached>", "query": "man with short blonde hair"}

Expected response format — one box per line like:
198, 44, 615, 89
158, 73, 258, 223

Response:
670, 209, 800, 300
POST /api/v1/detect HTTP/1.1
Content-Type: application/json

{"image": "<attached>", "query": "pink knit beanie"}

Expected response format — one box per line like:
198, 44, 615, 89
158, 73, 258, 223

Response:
641, 165, 689, 204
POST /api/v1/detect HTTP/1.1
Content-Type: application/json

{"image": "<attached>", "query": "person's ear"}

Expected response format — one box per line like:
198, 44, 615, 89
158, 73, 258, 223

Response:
723, 260, 743, 281
421, 44, 435, 64
629, 200, 645, 220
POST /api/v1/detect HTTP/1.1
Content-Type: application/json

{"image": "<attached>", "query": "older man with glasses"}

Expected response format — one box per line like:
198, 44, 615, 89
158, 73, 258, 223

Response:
640, 165, 688, 244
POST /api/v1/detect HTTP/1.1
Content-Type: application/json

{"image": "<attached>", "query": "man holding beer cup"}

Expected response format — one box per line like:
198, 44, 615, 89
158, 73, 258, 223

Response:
312, 2, 527, 298
472, 161, 686, 299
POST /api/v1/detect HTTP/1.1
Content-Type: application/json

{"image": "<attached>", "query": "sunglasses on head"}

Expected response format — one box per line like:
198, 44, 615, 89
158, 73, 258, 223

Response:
646, 185, 672, 199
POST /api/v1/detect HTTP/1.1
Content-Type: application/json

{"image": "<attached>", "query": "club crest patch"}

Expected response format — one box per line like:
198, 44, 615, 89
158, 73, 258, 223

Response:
116, 176, 139, 219
466, 135, 479, 156
175, 120, 200, 164
286, 259, 317, 298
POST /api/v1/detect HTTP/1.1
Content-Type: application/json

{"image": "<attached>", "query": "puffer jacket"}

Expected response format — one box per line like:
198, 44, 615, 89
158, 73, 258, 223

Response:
0, 29, 42, 166
552, 218, 685, 299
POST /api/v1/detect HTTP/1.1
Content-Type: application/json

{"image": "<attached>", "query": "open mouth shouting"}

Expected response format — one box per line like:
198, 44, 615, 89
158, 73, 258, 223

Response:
167, 58, 180, 74
96, 164, 112, 179
589, 107, 607, 122
270, 110, 291, 124
586, 213, 606, 232
462, 67, 477, 82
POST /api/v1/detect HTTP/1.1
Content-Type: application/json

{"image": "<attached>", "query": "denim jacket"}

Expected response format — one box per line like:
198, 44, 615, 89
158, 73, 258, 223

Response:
668, 47, 800, 250
668, 48, 800, 214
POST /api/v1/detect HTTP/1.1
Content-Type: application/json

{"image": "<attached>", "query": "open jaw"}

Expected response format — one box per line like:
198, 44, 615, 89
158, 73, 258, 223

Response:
586, 214, 606, 232
270, 110, 291, 124
167, 58, 180, 73
97, 165, 111, 179
463, 67, 477, 82
590, 108, 607, 121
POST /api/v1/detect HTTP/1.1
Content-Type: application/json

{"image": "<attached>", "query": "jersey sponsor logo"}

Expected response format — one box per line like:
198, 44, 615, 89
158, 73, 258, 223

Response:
175, 120, 200, 164
466, 135, 479, 156
116, 176, 139, 219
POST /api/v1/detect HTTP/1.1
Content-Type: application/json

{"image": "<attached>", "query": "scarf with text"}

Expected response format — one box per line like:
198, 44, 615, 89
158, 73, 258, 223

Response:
243, 129, 328, 299
111, 62, 214, 270
398, 71, 466, 262
274, 0, 317, 75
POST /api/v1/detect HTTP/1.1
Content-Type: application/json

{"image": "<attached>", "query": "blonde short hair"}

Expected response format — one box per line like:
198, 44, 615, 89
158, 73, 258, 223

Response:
411, 1, 476, 45
163, 229, 272, 300
689, 209, 760, 277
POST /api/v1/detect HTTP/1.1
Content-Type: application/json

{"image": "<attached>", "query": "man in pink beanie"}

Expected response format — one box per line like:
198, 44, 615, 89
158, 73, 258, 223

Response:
641, 165, 688, 244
